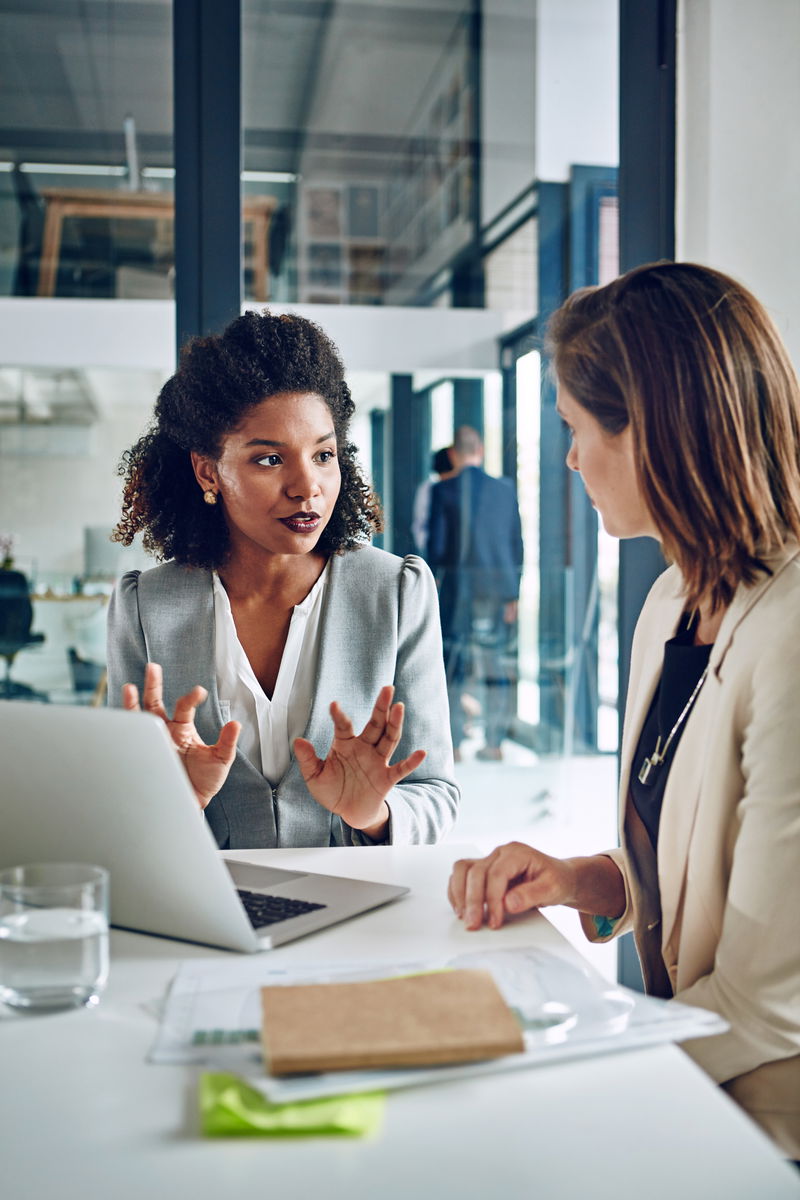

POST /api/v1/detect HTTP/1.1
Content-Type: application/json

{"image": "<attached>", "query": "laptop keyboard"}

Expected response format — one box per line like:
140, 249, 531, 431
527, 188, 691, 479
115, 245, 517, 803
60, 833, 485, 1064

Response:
237, 889, 327, 928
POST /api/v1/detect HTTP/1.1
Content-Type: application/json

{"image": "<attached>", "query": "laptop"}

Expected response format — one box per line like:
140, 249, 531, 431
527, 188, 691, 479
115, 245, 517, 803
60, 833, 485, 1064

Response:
0, 701, 409, 952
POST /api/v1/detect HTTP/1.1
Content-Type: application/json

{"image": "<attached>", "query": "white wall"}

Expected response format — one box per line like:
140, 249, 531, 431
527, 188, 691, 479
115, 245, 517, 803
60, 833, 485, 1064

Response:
0, 299, 175, 371
534, 0, 618, 182
0, 298, 512, 376
677, 0, 800, 368
0, 400, 152, 580
480, 0, 536, 226
244, 301, 514, 372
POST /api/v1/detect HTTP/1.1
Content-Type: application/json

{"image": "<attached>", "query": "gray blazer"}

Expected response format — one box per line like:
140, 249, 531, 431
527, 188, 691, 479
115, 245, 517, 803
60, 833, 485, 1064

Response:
106, 546, 459, 849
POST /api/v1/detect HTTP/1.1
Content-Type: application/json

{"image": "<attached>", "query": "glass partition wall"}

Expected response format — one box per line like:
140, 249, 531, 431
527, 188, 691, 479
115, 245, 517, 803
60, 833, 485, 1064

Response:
1, 3, 621, 973
242, 1, 622, 949
0, 1, 174, 299
0, 1, 175, 707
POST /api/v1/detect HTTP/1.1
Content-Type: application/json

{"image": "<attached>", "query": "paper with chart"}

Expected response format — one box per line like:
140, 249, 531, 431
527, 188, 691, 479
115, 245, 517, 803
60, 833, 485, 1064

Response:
149, 943, 727, 1101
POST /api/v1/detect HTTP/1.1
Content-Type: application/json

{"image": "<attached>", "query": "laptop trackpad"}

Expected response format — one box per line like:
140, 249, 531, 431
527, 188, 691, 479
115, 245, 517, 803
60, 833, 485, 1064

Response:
224, 860, 306, 890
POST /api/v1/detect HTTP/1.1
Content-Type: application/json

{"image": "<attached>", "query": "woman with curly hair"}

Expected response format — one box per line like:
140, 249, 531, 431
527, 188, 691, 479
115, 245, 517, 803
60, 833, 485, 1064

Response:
107, 310, 458, 850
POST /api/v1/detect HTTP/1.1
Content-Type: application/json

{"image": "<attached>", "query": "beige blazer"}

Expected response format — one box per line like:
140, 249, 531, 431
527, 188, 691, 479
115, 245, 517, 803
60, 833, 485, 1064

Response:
582, 543, 800, 1157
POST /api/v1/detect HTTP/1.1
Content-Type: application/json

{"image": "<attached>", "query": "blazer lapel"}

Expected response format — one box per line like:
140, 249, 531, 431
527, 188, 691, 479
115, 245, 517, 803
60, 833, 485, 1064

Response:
618, 571, 684, 836
300, 557, 340, 756
300, 547, 392, 758
658, 543, 800, 955
657, 683, 713, 958
168, 568, 230, 748
169, 568, 265, 790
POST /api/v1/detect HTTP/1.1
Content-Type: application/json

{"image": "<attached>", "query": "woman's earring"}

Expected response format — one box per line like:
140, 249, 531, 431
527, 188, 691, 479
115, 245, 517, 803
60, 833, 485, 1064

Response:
203, 490, 218, 506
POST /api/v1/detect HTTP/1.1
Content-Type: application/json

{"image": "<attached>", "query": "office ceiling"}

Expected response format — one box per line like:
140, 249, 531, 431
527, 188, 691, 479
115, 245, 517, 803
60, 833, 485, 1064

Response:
0, 0, 469, 174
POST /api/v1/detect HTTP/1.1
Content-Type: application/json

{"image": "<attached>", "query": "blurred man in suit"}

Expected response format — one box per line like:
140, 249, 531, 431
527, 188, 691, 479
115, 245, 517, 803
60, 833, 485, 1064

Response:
427, 426, 523, 760
410, 445, 456, 555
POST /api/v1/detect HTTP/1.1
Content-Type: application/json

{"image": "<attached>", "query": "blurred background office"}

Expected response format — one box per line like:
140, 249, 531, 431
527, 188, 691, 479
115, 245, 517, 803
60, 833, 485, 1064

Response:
0, 0, 797, 976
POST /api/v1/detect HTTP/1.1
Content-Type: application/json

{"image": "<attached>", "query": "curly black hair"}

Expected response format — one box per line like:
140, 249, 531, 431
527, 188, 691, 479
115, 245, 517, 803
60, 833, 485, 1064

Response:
113, 310, 383, 568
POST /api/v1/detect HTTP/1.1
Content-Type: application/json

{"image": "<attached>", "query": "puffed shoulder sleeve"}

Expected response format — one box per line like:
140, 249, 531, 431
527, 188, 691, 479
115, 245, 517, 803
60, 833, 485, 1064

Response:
375, 553, 459, 844
105, 570, 146, 708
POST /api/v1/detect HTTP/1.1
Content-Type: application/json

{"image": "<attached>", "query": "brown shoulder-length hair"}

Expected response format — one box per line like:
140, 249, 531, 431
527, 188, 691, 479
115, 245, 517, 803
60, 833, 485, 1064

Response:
113, 310, 382, 569
547, 261, 800, 611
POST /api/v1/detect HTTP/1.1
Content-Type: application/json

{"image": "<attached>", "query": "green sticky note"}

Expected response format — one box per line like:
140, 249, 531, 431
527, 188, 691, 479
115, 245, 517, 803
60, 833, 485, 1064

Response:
199, 1072, 385, 1138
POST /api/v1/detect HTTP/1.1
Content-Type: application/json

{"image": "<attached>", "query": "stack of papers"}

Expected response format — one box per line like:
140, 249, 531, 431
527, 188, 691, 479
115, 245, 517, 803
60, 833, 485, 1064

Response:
150, 944, 727, 1102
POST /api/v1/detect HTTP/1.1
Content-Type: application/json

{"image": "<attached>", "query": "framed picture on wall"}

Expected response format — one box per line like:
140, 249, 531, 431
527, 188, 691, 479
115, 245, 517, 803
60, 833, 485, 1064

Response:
308, 242, 343, 289
306, 188, 342, 238
446, 72, 461, 125
347, 185, 380, 238
349, 244, 384, 304
446, 173, 460, 226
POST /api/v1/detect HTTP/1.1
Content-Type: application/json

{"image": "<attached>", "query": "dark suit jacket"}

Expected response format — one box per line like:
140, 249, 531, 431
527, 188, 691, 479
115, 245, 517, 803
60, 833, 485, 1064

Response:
426, 466, 523, 633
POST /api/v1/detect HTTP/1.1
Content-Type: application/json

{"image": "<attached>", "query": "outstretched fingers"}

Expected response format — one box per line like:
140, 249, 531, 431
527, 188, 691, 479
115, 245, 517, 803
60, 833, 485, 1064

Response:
332, 689, 421, 773
354, 687, 409, 761
329, 700, 356, 741
374, 699, 406, 759
214, 720, 240, 765
357, 685, 395, 746
384, 746, 426, 786
293, 736, 325, 782
140, 662, 169, 721
171, 685, 209, 728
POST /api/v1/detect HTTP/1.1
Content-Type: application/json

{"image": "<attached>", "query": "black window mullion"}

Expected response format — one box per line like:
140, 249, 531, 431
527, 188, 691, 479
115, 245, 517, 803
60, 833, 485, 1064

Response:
617, 0, 676, 992
173, 0, 242, 353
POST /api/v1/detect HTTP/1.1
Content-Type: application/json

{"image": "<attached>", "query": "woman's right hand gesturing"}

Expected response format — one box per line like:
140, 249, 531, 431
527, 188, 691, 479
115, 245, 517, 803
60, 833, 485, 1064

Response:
122, 662, 240, 810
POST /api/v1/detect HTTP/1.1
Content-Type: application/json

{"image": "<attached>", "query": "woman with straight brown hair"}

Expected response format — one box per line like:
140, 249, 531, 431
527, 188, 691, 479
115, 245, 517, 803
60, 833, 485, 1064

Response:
448, 262, 800, 1158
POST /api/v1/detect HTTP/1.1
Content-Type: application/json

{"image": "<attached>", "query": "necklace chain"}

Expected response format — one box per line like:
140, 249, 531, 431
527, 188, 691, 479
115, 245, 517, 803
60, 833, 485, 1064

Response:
637, 663, 710, 786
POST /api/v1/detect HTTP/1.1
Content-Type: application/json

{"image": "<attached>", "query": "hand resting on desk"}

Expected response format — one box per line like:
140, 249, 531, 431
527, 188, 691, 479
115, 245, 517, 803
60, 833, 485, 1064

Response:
448, 842, 626, 932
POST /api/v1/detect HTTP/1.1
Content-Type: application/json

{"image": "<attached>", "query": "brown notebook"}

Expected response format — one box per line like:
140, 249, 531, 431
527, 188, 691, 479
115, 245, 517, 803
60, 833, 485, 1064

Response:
260, 968, 525, 1076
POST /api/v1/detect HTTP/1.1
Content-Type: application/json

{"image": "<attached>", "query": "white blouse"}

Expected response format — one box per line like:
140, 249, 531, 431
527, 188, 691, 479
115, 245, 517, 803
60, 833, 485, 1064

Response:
212, 565, 329, 785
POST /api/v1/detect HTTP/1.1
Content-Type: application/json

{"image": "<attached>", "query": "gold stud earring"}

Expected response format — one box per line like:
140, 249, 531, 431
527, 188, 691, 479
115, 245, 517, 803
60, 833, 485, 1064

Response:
203, 490, 218, 506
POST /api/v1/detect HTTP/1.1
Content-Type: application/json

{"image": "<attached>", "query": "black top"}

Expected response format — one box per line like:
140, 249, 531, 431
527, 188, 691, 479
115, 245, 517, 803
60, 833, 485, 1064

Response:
630, 614, 713, 849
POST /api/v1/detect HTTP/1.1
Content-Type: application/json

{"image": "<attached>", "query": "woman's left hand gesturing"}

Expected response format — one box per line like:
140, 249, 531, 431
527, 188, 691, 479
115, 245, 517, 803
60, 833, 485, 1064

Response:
122, 662, 240, 811
293, 685, 425, 839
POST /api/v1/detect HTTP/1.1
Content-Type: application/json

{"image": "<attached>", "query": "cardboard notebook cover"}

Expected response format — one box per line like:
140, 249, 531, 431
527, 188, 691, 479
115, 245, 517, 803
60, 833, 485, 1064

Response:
260, 968, 525, 1075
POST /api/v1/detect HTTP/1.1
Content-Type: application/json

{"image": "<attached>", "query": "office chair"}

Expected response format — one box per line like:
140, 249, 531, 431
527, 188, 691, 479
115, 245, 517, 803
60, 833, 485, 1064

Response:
0, 569, 49, 701
67, 647, 108, 707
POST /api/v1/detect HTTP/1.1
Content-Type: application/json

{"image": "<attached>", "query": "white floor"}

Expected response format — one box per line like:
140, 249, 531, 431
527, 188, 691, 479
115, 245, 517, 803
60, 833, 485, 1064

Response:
446, 729, 619, 982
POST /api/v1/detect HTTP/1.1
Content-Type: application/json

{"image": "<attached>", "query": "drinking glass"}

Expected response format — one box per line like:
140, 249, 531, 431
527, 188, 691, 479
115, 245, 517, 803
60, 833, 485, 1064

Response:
0, 863, 110, 1011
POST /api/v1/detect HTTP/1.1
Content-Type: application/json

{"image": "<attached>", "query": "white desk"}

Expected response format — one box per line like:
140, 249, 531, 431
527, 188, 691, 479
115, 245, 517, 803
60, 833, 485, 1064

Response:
1, 845, 797, 1200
